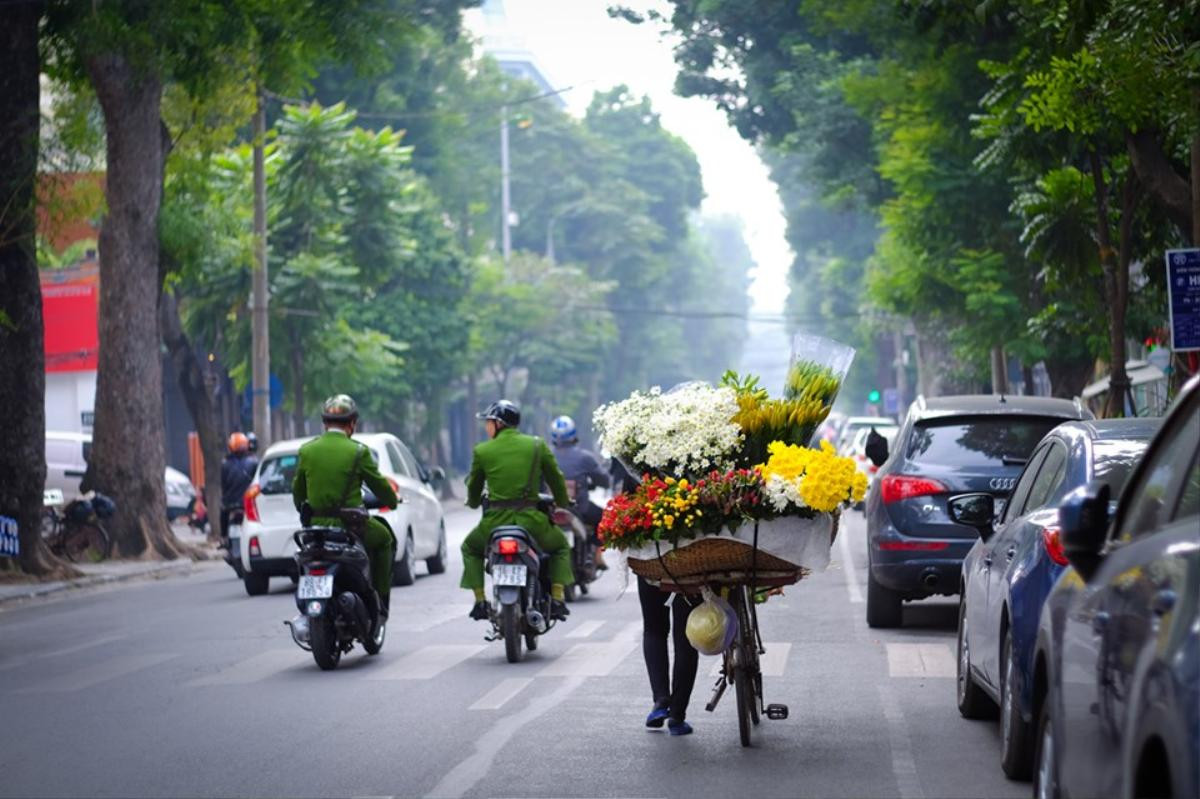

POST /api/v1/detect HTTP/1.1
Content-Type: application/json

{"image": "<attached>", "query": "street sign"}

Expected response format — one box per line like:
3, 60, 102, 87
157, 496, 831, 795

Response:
882, 387, 901, 415
0, 515, 18, 557
1165, 248, 1200, 351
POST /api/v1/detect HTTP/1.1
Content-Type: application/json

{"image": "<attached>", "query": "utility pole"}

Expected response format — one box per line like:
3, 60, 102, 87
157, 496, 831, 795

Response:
500, 104, 512, 263
893, 328, 909, 408
251, 87, 272, 445
990, 346, 1010, 395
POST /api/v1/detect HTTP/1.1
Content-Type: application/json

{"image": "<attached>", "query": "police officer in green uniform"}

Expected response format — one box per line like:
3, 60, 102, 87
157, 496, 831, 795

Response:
461, 399, 573, 622
292, 394, 399, 615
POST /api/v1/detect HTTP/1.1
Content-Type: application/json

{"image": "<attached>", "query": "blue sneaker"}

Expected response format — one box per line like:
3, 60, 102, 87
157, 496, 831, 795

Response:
668, 720, 693, 736
645, 707, 670, 728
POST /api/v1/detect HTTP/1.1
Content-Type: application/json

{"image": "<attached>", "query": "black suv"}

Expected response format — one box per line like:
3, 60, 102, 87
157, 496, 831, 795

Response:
862, 394, 1092, 628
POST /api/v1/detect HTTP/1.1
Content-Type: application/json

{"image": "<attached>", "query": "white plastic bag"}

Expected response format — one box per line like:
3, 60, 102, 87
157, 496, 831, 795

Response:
685, 587, 738, 655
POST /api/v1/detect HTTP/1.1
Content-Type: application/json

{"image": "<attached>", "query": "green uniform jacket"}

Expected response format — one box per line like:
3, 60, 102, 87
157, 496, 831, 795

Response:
460, 428, 573, 590
292, 431, 398, 521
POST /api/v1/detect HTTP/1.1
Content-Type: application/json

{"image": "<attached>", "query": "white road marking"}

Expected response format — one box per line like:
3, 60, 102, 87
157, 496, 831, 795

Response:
425, 675, 586, 799
878, 683, 925, 798
565, 620, 605, 639
368, 644, 485, 681
187, 649, 298, 686
0, 633, 127, 672
615, 620, 642, 640
886, 643, 956, 678
838, 518, 865, 603
20, 653, 177, 693
468, 677, 533, 711
537, 639, 639, 678
388, 605, 464, 633
708, 643, 792, 677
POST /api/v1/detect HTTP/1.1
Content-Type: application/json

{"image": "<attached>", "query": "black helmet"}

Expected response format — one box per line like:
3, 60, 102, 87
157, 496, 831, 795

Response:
321, 394, 359, 423
477, 399, 520, 428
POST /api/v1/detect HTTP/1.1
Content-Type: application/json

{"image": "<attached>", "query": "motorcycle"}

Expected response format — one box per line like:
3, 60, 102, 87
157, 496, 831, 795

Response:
223, 509, 245, 578
555, 504, 594, 601
484, 502, 573, 663
284, 491, 395, 670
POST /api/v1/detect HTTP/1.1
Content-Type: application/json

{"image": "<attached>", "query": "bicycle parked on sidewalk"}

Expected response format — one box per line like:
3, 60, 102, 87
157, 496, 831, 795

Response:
41, 489, 115, 563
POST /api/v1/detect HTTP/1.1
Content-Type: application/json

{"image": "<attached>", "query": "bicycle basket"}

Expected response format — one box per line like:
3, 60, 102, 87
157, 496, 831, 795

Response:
91, 493, 117, 519
65, 499, 94, 523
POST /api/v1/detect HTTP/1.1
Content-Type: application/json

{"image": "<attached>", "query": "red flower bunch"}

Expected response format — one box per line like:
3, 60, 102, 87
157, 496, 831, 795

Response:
598, 475, 668, 548
694, 468, 766, 527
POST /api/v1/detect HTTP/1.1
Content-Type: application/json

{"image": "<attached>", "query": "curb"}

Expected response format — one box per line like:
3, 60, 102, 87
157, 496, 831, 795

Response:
0, 559, 198, 607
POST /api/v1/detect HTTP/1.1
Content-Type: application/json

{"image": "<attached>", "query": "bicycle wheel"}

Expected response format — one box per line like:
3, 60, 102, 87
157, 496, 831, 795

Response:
64, 522, 110, 563
40, 509, 59, 542
731, 587, 757, 746
735, 586, 762, 725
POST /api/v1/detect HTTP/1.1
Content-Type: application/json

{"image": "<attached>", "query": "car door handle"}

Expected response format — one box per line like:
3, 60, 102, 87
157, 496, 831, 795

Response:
983, 555, 993, 567
1152, 590, 1177, 616
1092, 611, 1110, 635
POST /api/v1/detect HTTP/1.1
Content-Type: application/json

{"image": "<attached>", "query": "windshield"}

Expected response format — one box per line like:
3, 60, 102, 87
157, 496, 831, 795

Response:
1092, 439, 1150, 493
258, 454, 298, 495
905, 416, 1065, 467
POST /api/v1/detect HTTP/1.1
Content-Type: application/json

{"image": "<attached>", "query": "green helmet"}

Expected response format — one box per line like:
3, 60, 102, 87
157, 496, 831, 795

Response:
321, 394, 359, 423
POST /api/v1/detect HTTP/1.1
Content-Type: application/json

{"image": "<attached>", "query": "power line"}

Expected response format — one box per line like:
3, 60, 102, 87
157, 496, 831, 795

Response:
262, 83, 580, 124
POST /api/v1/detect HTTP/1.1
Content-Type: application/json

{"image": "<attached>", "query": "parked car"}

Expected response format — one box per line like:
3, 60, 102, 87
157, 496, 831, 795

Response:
238, 433, 447, 596
1032, 375, 1198, 799
45, 430, 196, 521
836, 415, 896, 456
849, 423, 900, 509
949, 418, 1158, 779
862, 395, 1092, 628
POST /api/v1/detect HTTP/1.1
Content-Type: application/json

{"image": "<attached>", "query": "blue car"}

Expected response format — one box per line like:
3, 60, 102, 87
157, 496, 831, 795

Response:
1033, 374, 1199, 799
949, 418, 1158, 780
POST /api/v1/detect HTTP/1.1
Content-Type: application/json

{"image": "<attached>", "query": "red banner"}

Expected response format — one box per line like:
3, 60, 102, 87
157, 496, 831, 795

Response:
41, 267, 99, 373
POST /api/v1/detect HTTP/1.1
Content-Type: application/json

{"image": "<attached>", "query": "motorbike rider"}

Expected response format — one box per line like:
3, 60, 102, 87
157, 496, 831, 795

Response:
461, 400, 574, 622
220, 432, 257, 543
548, 415, 611, 569
291, 394, 399, 616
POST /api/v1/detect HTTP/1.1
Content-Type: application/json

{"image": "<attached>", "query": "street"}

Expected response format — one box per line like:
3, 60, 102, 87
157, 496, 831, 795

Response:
1, 508, 1023, 799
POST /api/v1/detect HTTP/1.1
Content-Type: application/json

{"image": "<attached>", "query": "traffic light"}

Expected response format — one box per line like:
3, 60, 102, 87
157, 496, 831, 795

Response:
867, 389, 882, 404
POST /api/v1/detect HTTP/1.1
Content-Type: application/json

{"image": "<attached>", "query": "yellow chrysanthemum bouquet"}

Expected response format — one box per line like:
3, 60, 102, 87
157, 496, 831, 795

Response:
759, 440, 869, 515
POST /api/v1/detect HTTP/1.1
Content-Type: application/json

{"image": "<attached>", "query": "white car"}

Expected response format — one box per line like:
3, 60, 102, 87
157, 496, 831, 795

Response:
238, 433, 447, 596
848, 423, 899, 507
44, 430, 196, 520
835, 415, 897, 456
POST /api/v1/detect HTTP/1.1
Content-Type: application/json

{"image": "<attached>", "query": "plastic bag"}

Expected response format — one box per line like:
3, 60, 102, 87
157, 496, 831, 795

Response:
786, 332, 856, 410
685, 587, 739, 656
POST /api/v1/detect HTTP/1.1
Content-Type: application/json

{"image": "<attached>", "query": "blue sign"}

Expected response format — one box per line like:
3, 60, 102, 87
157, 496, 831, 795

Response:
241, 373, 285, 417
1166, 249, 1200, 351
0, 515, 19, 557
882, 387, 901, 415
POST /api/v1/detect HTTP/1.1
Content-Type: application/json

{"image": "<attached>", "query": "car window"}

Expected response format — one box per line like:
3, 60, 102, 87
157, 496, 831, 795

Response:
1113, 403, 1200, 542
384, 441, 409, 477
1003, 445, 1050, 523
1024, 442, 1069, 512
906, 415, 1064, 468
258, 454, 298, 495
396, 441, 424, 481
1091, 439, 1151, 495
1173, 450, 1200, 521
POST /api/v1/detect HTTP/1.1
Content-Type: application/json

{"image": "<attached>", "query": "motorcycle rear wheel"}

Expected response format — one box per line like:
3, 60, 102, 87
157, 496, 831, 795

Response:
502, 604, 523, 663
310, 615, 342, 670
363, 616, 385, 656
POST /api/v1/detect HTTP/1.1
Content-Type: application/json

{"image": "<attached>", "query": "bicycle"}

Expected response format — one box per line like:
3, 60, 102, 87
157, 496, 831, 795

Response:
41, 496, 113, 563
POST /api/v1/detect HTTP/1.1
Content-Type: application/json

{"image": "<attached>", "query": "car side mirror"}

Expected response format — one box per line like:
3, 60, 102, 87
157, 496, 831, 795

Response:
1058, 481, 1111, 581
948, 493, 995, 541
865, 430, 889, 468
430, 466, 446, 487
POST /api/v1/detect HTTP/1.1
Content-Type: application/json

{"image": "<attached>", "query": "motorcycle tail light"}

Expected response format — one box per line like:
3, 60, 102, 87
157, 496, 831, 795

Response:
551, 508, 573, 525
880, 474, 948, 504
308, 568, 326, 576
1041, 526, 1069, 566
498, 538, 519, 555
249, 536, 261, 558
243, 483, 261, 523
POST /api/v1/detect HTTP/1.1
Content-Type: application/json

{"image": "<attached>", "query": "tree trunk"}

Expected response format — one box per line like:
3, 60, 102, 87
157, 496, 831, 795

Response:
83, 53, 183, 559
0, 1, 75, 577
160, 289, 224, 543
989, 346, 1009, 394
1044, 355, 1095, 400
1192, 91, 1200, 246
1124, 128, 1192, 234
1089, 150, 1135, 419
290, 331, 305, 435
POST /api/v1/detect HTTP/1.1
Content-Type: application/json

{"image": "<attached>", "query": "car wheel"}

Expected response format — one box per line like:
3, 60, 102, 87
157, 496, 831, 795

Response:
1000, 629, 1033, 779
866, 568, 902, 628
956, 598, 997, 719
425, 524, 448, 575
393, 532, 416, 587
1033, 698, 1058, 799
243, 572, 269, 596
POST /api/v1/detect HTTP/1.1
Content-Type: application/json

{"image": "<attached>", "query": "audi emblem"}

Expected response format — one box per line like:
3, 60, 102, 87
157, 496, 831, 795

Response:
989, 477, 1016, 491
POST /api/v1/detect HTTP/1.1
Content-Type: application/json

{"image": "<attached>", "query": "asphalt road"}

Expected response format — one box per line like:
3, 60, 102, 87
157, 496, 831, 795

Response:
0, 508, 1025, 799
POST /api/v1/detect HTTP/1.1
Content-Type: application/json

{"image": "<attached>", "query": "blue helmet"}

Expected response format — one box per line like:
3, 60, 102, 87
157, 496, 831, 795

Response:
550, 415, 577, 446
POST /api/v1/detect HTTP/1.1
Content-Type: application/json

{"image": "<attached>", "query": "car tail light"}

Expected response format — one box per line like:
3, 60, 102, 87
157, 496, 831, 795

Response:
249, 535, 262, 558
243, 483, 261, 523
868, 465, 879, 474
880, 474, 948, 504
877, 540, 950, 551
498, 538, 519, 555
1041, 526, 1068, 566
378, 476, 401, 512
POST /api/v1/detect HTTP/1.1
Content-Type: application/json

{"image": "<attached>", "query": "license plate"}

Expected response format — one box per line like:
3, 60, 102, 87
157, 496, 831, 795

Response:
297, 575, 333, 599
493, 564, 527, 586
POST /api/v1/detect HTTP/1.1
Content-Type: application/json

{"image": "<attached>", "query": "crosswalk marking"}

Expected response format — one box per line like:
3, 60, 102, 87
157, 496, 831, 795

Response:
537, 640, 638, 678
469, 677, 533, 710
367, 644, 485, 680
886, 642, 956, 678
389, 605, 464, 633
19, 653, 177, 693
187, 649, 298, 687
0, 633, 127, 672
708, 642, 792, 677
565, 620, 605, 639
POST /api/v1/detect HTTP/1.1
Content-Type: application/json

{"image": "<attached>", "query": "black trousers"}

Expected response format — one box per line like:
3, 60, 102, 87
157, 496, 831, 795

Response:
638, 576, 699, 722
